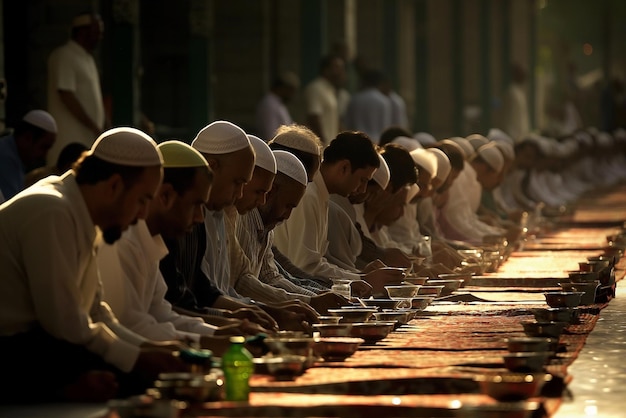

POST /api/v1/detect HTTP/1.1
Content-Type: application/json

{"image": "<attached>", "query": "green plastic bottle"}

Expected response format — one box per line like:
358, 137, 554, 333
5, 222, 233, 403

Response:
222, 336, 254, 401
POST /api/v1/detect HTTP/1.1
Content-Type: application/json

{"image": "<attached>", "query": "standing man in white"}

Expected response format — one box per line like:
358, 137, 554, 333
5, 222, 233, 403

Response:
47, 13, 106, 167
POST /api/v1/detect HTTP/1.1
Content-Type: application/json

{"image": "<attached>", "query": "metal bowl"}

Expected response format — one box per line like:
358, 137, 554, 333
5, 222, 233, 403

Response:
359, 298, 402, 310
520, 320, 567, 338
544, 291, 584, 308
530, 307, 574, 324
407, 296, 434, 310
502, 352, 552, 372
504, 337, 558, 353
427, 279, 463, 295
154, 373, 224, 402
313, 337, 364, 362
327, 308, 377, 323
265, 355, 307, 380
373, 310, 411, 325
402, 276, 429, 285
264, 337, 315, 358
384, 284, 420, 299
312, 323, 353, 337
417, 285, 445, 297
317, 315, 342, 325
474, 373, 551, 402
567, 270, 600, 282
349, 321, 395, 343
559, 282, 600, 305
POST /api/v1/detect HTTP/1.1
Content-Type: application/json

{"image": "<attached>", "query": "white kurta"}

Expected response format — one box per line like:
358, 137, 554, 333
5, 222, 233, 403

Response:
440, 165, 505, 243
47, 40, 104, 167
386, 202, 421, 253
0, 172, 143, 373
274, 171, 361, 280
99, 220, 217, 342
304, 77, 339, 145
326, 198, 362, 270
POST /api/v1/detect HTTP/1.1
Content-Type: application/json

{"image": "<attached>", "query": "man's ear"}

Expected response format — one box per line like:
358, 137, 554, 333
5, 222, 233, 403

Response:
339, 159, 351, 175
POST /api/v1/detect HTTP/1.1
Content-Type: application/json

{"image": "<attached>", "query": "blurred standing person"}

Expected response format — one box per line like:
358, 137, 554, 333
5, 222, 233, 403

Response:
304, 55, 346, 145
345, 70, 392, 143
501, 63, 530, 141
380, 77, 410, 131
0, 110, 57, 200
47, 13, 106, 167
255, 72, 300, 141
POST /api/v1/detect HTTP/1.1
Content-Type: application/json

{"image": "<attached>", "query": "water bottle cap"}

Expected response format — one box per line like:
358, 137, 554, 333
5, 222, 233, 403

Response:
229, 336, 246, 344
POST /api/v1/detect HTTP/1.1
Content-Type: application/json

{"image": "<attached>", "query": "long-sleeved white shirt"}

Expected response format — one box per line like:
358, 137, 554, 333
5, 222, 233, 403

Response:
0, 172, 143, 373
99, 220, 217, 342
274, 171, 361, 281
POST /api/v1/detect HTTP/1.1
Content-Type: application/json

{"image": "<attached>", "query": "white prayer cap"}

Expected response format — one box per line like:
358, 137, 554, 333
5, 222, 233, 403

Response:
413, 132, 436, 146
449, 137, 475, 159
158, 140, 208, 168
273, 150, 307, 186
587, 126, 600, 137
271, 128, 322, 156
487, 128, 514, 145
523, 133, 552, 156
90, 127, 162, 167
391, 136, 422, 152
372, 153, 390, 189
439, 139, 468, 159
248, 135, 277, 174
410, 148, 438, 179
494, 140, 515, 161
426, 148, 451, 183
191, 121, 250, 155
23, 110, 57, 134
406, 183, 420, 203
466, 134, 490, 151
475, 143, 504, 172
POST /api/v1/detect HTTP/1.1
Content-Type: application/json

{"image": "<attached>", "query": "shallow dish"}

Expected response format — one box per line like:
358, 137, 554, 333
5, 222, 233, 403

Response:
504, 337, 558, 353
530, 307, 574, 324
327, 308, 377, 323
544, 291, 584, 308
154, 373, 224, 402
402, 276, 429, 286
426, 279, 463, 295
373, 310, 411, 325
349, 321, 395, 343
264, 337, 315, 358
559, 282, 600, 305
359, 298, 402, 310
317, 315, 342, 325
474, 373, 551, 401
567, 270, 599, 282
407, 296, 434, 310
313, 337, 364, 362
520, 320, 567, 338
312, 323, 353, 337
385, 284, 420, 299
417, 285, 445, 297
502, 352, 552, 372
265, 355, 307, 380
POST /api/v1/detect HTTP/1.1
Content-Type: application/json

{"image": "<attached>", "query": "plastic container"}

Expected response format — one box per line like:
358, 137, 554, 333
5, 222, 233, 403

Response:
221, 336, 254, 401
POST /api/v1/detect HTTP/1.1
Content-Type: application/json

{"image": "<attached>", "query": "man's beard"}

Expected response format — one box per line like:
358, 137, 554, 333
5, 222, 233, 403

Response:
102, 226, 123, 244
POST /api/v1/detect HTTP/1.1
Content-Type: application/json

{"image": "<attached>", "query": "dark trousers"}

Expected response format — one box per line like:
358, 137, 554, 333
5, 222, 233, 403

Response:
0, 326, 149, 403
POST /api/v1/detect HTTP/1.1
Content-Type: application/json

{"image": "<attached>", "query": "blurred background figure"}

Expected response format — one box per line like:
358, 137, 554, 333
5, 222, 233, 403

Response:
47, 13, 106, 167
501, 63, 531, 142
0, 110, 57, 201
25, 142, 88, 188
255, 72, 300, 141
